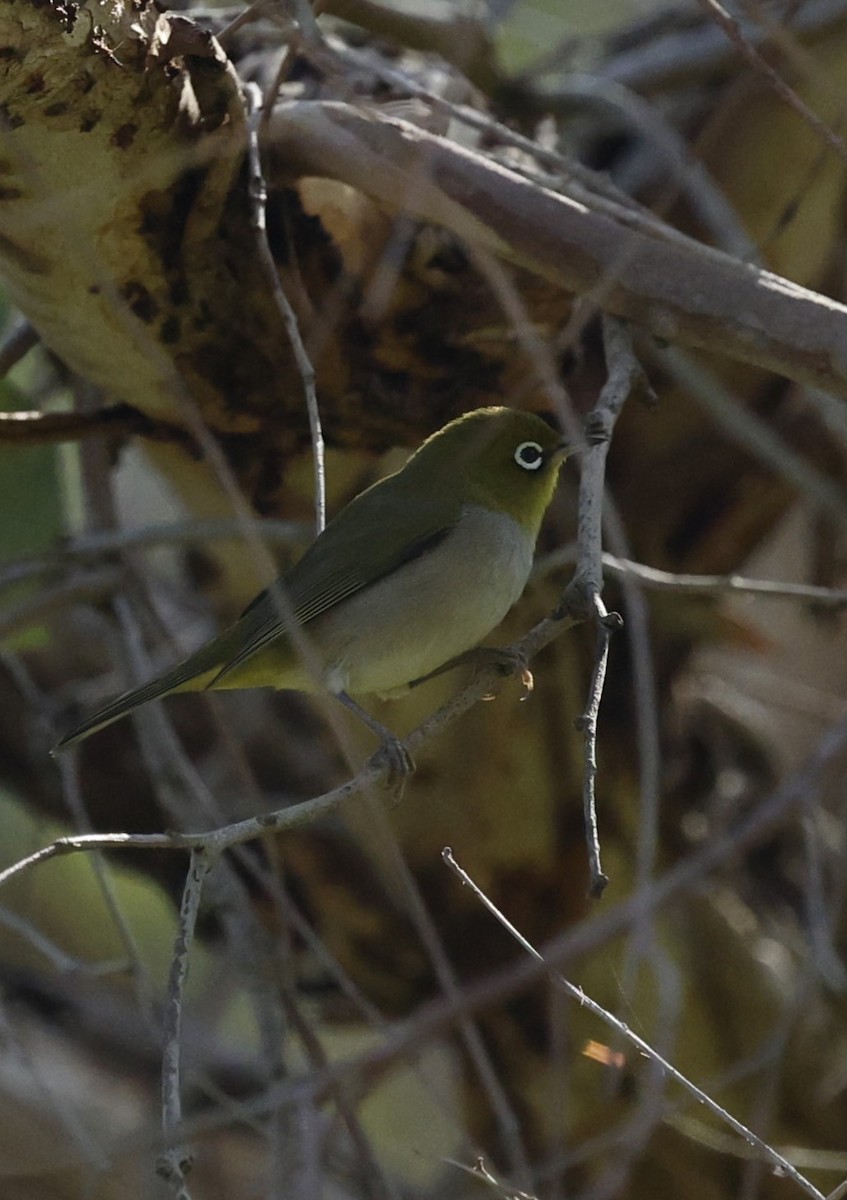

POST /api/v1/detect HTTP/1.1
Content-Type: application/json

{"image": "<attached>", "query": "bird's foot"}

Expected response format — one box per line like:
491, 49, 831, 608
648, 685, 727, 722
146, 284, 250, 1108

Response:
370, 735, 415, 798
336, 691, 415, 793
408, 646, 533, 699
469, 646, 534, 700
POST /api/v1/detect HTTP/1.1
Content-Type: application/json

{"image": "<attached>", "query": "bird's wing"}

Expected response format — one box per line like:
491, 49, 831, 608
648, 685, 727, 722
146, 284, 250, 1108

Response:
211, 480, 458, 682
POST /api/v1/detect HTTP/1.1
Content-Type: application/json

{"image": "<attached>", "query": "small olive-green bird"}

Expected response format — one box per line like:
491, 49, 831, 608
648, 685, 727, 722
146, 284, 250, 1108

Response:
54, 406, 571, 758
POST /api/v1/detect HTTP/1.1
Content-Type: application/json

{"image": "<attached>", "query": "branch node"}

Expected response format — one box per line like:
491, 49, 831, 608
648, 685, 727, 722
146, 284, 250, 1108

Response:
601, 610, 624, 633
584, 410, 612, 445
588, 870, 610, 900
156, 1150, 195, 1180
556, 577, 594, 622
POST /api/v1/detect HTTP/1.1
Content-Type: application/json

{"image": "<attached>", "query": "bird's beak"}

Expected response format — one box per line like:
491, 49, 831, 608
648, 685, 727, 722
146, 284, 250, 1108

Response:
547, 440, 579, 464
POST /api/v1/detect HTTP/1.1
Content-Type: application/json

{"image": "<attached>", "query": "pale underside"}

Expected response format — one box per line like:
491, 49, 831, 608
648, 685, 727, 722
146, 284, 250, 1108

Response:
213, 503, 534, 697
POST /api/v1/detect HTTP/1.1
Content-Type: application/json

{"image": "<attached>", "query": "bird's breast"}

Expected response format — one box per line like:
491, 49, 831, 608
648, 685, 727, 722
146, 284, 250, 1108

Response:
316, 504, 535, 696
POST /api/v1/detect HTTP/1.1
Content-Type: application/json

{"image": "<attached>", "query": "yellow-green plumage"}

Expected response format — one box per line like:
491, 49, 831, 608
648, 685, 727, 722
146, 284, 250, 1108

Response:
53, 407, 570, 752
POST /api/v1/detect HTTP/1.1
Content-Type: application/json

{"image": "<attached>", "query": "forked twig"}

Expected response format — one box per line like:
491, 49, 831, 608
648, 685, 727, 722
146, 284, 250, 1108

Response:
563, 316, 647, 895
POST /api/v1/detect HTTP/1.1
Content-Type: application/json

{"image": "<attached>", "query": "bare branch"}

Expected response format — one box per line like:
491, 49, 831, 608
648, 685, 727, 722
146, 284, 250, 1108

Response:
0, 607, 582, 893
526, 73, 758, 260
0, 318, 38, 378
601, 556, 847, 608
560, 317, 642, 895
0, 519, 309, 593
574, 596, 620, 898
269, 100, 847, 398
157, 849, 216, 1198
656, 346, 847, 519
441, 848, 826, 1200
0, 406, 197, 449
245, 82, 326, 535
538, 546, 847, 608
0, 569, 122, 641
88, 710, 847, 1157
697, 0, 847, 168
0, 905, 129, 977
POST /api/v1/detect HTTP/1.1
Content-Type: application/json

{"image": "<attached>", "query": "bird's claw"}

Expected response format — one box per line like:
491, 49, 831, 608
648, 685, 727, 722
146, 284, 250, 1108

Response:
370, 735, 415, 797
473, 647, 534, 700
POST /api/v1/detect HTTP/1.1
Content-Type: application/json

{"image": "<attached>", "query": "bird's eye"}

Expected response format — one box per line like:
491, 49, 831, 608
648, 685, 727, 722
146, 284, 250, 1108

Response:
514, 441, 544, 471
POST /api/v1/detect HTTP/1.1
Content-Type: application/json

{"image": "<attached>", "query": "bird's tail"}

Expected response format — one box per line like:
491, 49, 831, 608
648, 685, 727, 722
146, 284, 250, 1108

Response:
51, 647, 224, 755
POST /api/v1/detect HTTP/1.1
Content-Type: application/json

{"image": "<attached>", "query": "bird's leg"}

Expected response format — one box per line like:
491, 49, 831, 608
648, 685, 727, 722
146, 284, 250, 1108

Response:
336, 691, 415, 782
408, 646, 534, 698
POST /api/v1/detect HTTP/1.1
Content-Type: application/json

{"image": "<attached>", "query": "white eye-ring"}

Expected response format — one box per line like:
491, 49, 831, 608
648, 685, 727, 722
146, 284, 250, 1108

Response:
514, 441, 544, 471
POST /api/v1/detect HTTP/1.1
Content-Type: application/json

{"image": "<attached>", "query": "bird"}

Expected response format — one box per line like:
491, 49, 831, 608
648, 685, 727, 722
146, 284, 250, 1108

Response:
53, 406, 572, 770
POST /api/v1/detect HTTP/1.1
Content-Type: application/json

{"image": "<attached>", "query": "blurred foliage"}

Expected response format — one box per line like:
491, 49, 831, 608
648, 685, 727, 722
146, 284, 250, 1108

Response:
0, 304, 65, 649
492, 0, 639, 71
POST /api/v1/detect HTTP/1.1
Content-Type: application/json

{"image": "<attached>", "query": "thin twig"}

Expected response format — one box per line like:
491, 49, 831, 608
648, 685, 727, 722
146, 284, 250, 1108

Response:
468, 249, 654, 905
574, 594, 620, 897
111, 711, 847, 1151
295, 20, 687, 242
0, 405, 196, 449
0, 318, 38, 377
0, 518, 308, 592
441, 849, 826, 1200
697, 0, 847, 169
656, 345, 847, 519
244, 82, 325, 535
538, 543, 847, 607
22, 525, 847, 610
54, 760, 156, 1024
0, 906, 129, 977
562, 316, 643, 895
596, 0, 847, 93
530, 73, 758, 261
109, 593, 306, 1188
367, 816, 533, 1187
0, 610, 583, 892
608, 524, 667, 1150
446, 1155, 536, 1199
0, 568, 122, 640
463, 246, 639, 913
600, 555, 847, 607
157, 848, 216, 1198
270, 98, 847, 399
